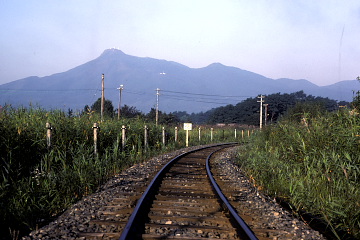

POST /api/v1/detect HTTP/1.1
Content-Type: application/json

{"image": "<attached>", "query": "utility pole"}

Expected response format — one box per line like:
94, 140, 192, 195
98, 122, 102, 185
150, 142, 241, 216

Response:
155, 88, 160, 125
257, 95, 265, 129
263, 104, 269, 126
101, 74, 105, 121
117, 84, 124, 120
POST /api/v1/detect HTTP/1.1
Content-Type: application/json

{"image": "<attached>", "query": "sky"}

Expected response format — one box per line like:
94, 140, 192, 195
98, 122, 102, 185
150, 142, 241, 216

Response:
1, 0, 360, 86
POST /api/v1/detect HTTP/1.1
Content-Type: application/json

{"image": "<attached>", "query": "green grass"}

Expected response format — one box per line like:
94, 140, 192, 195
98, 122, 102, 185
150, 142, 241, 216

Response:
0, 106, 245, 239
236, 110, 360, 239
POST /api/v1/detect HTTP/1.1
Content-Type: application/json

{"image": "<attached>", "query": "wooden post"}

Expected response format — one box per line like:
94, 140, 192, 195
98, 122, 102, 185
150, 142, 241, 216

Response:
248, 129, 250, 137
257, 95, 264, 129
122, 125, 126, 149
184, 123, 192, 147
198, 127, 201, 143
155, 88, 160, 125
46, 122, 52, 149
117, 84, 123, 120
242, 129, 244, 139
210, 128, 213, 142
174, 127, 178, 143
144, 125, 148, 151
93, 123, 99, 155
101, 74, 105, 121
264, 103, 268, 126
234, 129, 237, 139
162, 127, 166, 146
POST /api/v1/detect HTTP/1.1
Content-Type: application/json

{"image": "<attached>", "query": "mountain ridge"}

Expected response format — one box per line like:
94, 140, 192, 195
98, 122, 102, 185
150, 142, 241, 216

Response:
0, 49, 358, 113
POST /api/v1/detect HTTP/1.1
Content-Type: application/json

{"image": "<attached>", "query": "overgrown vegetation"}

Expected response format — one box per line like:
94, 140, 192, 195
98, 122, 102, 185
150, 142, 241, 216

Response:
0, 105, 242, 239
236, 107, 360, 239
1, 90, 355, 239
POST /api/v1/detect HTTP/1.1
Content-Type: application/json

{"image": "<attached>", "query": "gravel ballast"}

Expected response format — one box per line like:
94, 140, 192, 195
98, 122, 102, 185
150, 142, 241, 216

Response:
23, 145, 327, 239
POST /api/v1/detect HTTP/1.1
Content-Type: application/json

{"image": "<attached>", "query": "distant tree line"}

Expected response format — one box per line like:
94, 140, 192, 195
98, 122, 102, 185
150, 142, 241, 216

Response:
82, 98, 181, 125
174, 91, 349, 125
79, 92, 350, 126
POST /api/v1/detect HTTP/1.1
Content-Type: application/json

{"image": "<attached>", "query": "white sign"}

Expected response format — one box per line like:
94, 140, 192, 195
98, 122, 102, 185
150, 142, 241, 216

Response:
183, 123, 193, 131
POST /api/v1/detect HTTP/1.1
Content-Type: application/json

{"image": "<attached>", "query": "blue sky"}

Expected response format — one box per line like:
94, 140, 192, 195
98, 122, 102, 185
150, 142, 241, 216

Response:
1, 0, 360, 86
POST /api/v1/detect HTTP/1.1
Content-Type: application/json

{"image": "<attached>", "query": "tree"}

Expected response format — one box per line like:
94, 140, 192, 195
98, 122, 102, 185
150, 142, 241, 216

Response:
119, 105, 143, 118
83, 105, 90, 113
202, 91, 342, 125
351, 76, 360, 109
172, 111, 190, 122
145, 108, 180, 125
67, 108, 73, 117
282, 101, 326, 123
161, 112, 180, 125
91, 98, 114, 118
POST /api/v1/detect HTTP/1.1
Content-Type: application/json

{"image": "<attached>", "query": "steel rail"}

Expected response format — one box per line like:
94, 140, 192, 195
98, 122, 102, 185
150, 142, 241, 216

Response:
206, 147, 258, 240
119, 143, 237, 240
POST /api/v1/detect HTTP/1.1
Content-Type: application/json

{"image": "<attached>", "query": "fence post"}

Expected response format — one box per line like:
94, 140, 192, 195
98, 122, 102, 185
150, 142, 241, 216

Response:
198, 127, 201, 143
122, 125, 126, 149
46, 122, 52, 149
186, 130, 189, 147
248, 129, 250, 137
144, 125, 148, 151
242, 129, 244, 139
175, 127, 178, 143
234, 129, 237, 139
210, 128, 213, 142
162, 127, 166, 146
93, 123, 99, 155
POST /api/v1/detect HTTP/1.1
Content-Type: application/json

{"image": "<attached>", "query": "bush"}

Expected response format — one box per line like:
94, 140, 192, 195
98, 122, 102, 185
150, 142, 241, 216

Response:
236, 109, 360, 239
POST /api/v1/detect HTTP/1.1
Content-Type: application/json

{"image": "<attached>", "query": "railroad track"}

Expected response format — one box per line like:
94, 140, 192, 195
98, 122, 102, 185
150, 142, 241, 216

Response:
26, 144, 326, 239
119, 143, 257, 240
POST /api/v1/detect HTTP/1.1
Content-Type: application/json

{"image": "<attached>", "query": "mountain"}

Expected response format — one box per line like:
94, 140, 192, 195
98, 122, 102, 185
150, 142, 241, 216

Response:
0, 48, 358, 113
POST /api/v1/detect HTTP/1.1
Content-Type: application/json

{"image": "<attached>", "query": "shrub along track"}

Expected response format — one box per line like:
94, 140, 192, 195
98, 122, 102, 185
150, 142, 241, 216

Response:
23, 144, 326, 240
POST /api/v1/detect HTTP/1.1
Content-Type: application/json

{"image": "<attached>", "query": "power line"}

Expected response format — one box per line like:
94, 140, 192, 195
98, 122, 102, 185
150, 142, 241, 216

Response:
160, 95, 237, 105
122, 89, 153, 96
161, 92, 245, 101
161, 89, 252, 98
0, 87, 251, 98
0, 88, 100, 92
160, 94, 240, 105
0, 87, 252, 106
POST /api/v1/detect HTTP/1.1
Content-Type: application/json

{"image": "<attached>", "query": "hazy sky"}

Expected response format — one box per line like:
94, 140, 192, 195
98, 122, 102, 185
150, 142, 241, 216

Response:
1, 0, 360, 86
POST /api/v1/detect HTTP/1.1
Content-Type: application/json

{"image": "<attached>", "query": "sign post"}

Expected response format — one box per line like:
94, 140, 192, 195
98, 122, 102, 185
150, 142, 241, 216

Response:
183, 123, 192, 147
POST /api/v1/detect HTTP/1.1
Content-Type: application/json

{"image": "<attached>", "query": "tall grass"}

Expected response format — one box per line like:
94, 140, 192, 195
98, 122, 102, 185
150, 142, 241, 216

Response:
0, 106, 243, 239
236, 110, 360, 239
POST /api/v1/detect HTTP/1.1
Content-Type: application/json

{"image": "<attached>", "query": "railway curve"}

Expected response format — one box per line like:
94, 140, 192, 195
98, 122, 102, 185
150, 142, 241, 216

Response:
120, 143, 257, 239
23, 144, 326, 240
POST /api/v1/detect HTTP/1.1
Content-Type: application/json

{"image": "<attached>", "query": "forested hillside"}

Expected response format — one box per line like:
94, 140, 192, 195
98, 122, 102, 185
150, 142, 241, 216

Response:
172, 91, 348, 125
77, 91, 348, 126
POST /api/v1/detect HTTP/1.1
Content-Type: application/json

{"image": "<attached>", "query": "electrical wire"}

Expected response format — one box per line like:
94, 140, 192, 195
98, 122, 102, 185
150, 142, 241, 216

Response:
161, 89, 252, 98
161, 93, 244, 102
159, 95, 237, 105
0, 87, 249, 106
0, 88, 100, 92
